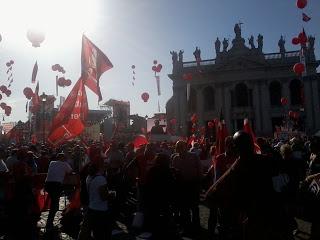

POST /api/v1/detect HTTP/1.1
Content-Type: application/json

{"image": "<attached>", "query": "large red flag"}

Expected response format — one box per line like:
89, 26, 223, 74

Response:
81, 35, 113, 101
243, 118, 261, 154
48, 78, 88, 145
215, 119, 228, 157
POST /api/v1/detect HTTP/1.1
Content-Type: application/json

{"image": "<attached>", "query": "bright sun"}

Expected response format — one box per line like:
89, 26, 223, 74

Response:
0, 0, 97, 47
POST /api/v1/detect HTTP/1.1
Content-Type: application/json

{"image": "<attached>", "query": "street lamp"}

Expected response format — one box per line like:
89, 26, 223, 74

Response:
40, 92, 47, 143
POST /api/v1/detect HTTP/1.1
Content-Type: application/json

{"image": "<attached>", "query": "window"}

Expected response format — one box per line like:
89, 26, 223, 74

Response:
235, 83, 249, 107
269, 81, 282, 106
290, 79, 303, 105
203, 86, 215, 111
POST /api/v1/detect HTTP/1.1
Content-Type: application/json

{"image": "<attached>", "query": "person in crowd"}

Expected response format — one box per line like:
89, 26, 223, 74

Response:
0, 148, 9, 173
213, 136, 241, 239
26, 151, 38, 175
308, 136, 320, 175
72, 145, 84, 173
144, 153, 176, 239
45, 152, 73, 229
5, 148, 18, 171
86, 160, 113, 240
150, 120, 165, 135
36, 150, 50, 173
206, 131, 293, 240
190, 142, 202, 157
171, 140, 201, 236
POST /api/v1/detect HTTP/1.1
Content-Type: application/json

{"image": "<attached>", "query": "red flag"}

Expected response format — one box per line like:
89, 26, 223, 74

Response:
133, 134, 148, 149
48, 78, 88, 145
243, 118, 261, 154
302, 13, 311, 22
31, 61, 38, 83
81, 35, 113, 101
214, 110, 228, 157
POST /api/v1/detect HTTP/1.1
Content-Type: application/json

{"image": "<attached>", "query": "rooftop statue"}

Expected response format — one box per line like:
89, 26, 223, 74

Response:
278, 35, 286, 54
234, 23, 242, 38
308, 35, 315, 49
215, 37, 221, 54
170, 51, 178, 64
178, 50, 184, 62
222, 38, 229, 52
257, 34, 263, 51
193, 47, 201, 61
248, 35, 255, 49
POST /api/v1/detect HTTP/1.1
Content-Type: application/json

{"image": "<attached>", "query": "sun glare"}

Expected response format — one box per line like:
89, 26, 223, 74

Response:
0, 0, 97, 47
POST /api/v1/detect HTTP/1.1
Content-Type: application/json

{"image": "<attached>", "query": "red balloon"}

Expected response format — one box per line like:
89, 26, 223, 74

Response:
296, 0, 307, 9
27, 29, 45, 47
141, 92, 149, 102
5, 105, 11, 112
0, 102, 6, 109
10, 60, 14, 65
208, 121, 214, 128
57, 77, 66, 87
131, 65, 135, 69
6, 62, 10, 67
298, 32, 308, 45
293, 63, 305, 75
170, 118, 177, 125
281, 97, 288, 106
156, 64, 162, 73
0, 85, 7, 93
152, 66, 157, 72
23, 87, 33, 99
153, 60, 158, 65
5, 89, 11, 97
292, 37, 300, 45
65, 79, 72, 86
52, 64, 58, 71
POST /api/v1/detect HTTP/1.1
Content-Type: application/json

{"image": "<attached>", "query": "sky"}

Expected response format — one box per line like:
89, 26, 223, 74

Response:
0, 0, 319, 123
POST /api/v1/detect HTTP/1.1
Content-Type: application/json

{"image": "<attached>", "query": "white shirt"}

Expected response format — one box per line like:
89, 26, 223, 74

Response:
86, 175, 108, 211
46, 160, 72, 183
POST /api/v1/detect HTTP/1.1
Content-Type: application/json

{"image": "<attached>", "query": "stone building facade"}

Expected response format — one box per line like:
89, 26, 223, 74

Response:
167, 24, 320, 136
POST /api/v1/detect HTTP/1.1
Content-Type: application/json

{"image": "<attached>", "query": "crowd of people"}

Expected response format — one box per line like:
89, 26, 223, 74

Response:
0, 131, 319, 240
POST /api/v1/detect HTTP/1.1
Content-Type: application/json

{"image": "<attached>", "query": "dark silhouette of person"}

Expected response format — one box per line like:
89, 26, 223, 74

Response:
150, 120, 165, 135
206, 131, 292, 240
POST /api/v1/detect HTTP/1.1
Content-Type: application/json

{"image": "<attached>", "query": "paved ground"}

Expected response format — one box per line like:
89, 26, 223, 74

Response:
38, 197, 312, 240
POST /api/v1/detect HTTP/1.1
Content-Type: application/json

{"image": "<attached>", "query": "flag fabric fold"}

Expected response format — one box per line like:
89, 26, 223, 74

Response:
32, 61, 38, 83
48, 78, 88, 145
302, 13, 311, 22
81, 35, 113, 101
215, 114, 228, 158
243, 118, 261, 154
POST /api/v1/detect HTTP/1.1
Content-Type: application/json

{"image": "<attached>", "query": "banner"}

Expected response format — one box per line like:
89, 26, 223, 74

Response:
81, 35, 113, 101
48, 78, 88, 145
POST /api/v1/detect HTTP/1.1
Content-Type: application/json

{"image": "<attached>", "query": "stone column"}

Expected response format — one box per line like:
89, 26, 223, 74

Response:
282, 80, 290, 105
223, 85, 232, 131
260, 81, 272, 135
177, 87, 188, 135
311, 77, 320, 130
196, 86, 204, 126
252, 84, 262, 134
304, 78, 313, 133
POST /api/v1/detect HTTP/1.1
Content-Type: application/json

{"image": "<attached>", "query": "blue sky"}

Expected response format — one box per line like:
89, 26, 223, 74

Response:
0, 0, 319, 123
